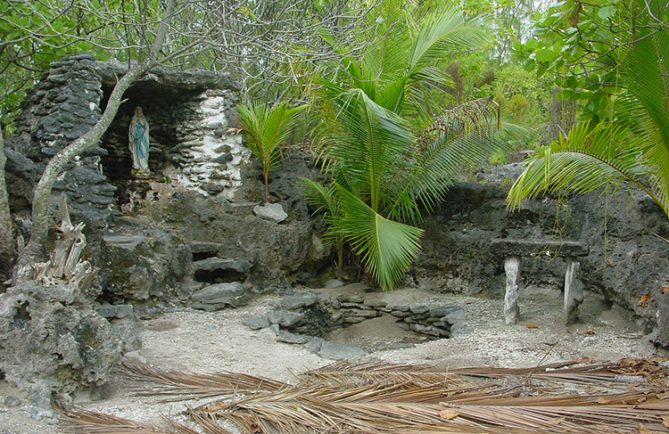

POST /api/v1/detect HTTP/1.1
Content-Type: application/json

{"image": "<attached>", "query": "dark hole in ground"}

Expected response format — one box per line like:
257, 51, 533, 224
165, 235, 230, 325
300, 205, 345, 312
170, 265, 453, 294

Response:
276, 301, 451, 352
326, 314, 436, 352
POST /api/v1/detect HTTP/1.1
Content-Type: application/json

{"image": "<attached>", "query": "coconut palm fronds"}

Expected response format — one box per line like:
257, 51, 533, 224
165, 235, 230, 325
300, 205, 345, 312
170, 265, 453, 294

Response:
300, 361, 475, 388
161, 417, 201, 434
420, 97, 501, 144
122, 360, 285, 401
451, 358, 669, 386
441, 399, 669, 433
193, 388, 669, 433
60, 358, 669, 433
185, 411, 234, 434
56, 405, 166, 433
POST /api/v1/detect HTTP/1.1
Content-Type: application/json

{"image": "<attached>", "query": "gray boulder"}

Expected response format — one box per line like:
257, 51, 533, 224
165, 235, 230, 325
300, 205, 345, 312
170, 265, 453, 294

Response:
276, 330, 312, 345
280, 293, 319, 310
267, 310, 305, 328
253, 203, 288, 223
191, 282, 249, 311
100, 223, 192, 306
0, 282, 121, 407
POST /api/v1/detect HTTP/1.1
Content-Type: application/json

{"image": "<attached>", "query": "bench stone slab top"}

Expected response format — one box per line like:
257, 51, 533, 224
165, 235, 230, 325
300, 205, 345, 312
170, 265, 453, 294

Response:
490, 238, 588, 257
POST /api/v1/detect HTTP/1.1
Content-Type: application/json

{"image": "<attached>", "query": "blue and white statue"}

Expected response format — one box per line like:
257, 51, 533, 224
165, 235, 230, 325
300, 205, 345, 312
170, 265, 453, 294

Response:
129, 106, 151, 177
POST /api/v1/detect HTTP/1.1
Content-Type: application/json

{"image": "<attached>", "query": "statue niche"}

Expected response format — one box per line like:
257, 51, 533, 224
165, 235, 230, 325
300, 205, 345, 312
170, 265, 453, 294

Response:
129, 106, 151, 178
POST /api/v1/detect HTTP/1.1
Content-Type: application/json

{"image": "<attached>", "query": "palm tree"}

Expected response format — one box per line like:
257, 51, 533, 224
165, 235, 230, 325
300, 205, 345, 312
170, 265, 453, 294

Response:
507, 2, 669, 218
303, 8, 508, 290
238, 101, 305, 203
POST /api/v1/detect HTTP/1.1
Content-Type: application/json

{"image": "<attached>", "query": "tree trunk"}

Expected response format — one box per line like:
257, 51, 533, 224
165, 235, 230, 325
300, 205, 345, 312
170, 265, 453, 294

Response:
0, 124, 16, 279
263, 170, 270, 203
11, 0, 176, 284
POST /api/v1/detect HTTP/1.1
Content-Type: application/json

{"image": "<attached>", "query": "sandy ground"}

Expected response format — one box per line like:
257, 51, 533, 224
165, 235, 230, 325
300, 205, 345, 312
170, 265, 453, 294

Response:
1, 284, 665, 433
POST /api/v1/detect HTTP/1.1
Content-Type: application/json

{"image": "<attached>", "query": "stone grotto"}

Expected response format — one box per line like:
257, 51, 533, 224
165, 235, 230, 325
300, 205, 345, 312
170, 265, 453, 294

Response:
0, 54, 668, 407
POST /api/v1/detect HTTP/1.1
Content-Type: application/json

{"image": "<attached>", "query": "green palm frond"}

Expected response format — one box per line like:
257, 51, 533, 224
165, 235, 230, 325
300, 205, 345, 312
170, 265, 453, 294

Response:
327, 88, 415, 211
407, 8, 488, 72
333, 186, 423, 291
238, 101, 305, 169
299, 178, 338, 217
624, 20, 669, 156
507, 122, 667, 214
308, 8, 507, 290
238, 101, 305, 202
507, 1, 669, 218
622, 22, 669, 212
383, 99, 508, 219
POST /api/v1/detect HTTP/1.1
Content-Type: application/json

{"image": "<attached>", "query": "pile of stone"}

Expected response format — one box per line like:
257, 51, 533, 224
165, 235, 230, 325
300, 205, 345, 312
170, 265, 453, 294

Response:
242, 291, 464, 360
170, 89, 249, 199
6, 54, 116, 225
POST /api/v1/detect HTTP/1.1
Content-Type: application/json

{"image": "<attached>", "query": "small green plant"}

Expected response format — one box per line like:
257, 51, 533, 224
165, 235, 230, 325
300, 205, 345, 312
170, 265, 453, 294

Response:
238, 101, 306, 203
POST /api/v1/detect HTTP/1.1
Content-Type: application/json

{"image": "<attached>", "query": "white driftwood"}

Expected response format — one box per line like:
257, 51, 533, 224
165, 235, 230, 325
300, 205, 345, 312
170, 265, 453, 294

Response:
31, 194, 93, 289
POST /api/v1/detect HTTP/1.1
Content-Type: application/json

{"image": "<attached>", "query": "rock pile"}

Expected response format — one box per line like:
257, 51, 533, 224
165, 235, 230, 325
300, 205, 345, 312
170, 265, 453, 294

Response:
0, 281, 121, 408
243, 291, 464, 360
6, 54, 115, 226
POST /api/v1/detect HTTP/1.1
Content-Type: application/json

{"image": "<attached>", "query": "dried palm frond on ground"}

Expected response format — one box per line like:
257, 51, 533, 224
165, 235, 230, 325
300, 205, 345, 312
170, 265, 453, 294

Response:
55, 403, 206, 434
121, 360, 285, 402
299, 361, 476, 388
60, 358, 669, 433
451, 357, 669, 387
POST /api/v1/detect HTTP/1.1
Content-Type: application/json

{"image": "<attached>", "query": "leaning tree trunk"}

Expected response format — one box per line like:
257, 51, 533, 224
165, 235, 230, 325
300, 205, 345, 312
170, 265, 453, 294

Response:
0, 124, 16, 278
11, 66, 147, 282
12, 0, 176, 284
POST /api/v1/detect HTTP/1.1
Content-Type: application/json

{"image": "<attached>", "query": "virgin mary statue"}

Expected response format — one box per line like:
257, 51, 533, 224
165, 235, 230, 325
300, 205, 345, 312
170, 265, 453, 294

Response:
129, 106, 151, 177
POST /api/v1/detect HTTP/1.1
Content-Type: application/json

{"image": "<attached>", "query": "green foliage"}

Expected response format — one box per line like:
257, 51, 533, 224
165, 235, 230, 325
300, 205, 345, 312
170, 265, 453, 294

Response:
489, 64, 550, 129
513, 0, 665, 122
238, 101, 306, 203
508, 0, 669, 217
334, 187, 423, 291
303, 7, 508, 290
0, 0, 167, 124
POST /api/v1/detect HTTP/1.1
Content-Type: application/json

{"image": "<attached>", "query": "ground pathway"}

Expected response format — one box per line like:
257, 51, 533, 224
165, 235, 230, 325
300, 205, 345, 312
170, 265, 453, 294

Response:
1, 284, 666, 433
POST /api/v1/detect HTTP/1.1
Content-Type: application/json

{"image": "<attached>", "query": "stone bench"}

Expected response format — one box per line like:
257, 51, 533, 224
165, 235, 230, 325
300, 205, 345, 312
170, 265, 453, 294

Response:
490, 238, 589, 325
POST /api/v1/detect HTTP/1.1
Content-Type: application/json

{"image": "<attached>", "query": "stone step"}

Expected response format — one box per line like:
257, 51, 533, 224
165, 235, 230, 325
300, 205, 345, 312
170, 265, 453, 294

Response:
191, 282, 249, 311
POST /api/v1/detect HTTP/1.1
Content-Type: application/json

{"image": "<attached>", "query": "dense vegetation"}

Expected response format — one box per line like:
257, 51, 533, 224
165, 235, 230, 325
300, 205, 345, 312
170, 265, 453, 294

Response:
1, 0, 667, 288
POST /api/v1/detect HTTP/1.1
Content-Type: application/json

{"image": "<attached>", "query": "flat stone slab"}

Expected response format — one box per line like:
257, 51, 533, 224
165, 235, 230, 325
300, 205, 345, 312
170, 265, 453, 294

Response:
191, 282, 248, 310
102, 234, 148, 250
192, 257, 251, 273
428, 305, 461, 318
276, 330, 311, 345
409, 304, 429, 314
304, 337, 324, 353
188, 241, 224, 254
323, 279, 344, 289
490, 238, 588, 257
97, 304, 134, 319
280, 294, 319, 310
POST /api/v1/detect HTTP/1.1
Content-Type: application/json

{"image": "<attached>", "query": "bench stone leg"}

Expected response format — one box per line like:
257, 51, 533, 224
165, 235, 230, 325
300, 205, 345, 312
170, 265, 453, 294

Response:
504, 256, 521, 325
563, 257, 583, 324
